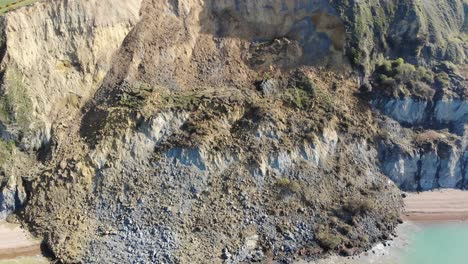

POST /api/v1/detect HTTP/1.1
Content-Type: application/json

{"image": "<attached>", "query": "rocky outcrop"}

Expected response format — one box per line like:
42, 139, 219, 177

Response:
375, 101, 467, 191
0, 175, 26, 220
369, 58, 467, 191
372, 97, 467, 135
378, 133, 466, 191
0, 140, 34, 221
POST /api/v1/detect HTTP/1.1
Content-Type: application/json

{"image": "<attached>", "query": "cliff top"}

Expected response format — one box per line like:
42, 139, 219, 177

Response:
0, 0, 38, 15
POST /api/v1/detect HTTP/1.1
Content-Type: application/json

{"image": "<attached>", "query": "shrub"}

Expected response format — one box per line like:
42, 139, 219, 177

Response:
410, 81, 435, 99
282, 88, 311, 110
415, 67, 434, 84
0, 139, 15, 165
434, 72, 450, 88
414, 130, 445, 143
276, 178, 301, 195
375, 61, 393, 76
372, 59, 437, 99
393, 58, 405, 67
289, 71, 317, 95
316, 227, 342, 250
342, 198, 375, 216
394, 63, 416, 83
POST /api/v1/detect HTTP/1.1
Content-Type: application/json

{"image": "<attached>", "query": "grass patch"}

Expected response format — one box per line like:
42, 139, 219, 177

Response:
341, 197, 375, 216
0, 139, 15, 165
161, 92, 204, 111
281, 71, 319, 110
372, 58, 436, 99
0, 68, 33, 132
315, 226, 342, 250
117, 82, 153, 109
282, 88, 312, 110
0, 0, 39, 16
276, 178, 301, 196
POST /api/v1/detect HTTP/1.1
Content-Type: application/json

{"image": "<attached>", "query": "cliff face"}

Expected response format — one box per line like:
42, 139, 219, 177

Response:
368, 60, 467, 191
332, 0, 468, 71
0, 0, 466, 263
0, 0, 142, 226
348, 0, 468, 191
374, 93, 467, 191
0, 0, 142, 150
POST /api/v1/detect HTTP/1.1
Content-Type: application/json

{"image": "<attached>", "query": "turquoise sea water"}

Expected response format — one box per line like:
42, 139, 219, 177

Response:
402, 223, 468, 264
309, 222, 468, 264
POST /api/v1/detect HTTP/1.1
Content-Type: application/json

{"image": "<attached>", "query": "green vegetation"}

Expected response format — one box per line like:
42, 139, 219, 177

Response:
331, 1, 397, 67
434, 72, 450, 88
0, 0, 38, 15
0, 68, 33, 132
275, 178, 301, 196
289, 71, 317, 95
281, 71, 318, 110
316, 226, 342, 250
161, 91, 204, 111
372, 58, 436, 99
282, 88, 311, 110
0, 139, 15, 165
118, 82, 153, 109
341, 197, 375, 216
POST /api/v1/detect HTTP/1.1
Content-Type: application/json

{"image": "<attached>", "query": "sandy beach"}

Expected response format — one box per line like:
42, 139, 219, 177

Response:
403, 189, 468, 222
0, 222, 42, 260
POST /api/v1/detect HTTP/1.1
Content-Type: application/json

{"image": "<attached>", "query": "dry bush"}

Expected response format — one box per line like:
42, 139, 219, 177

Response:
414, 130, 445, 143
316, 227, 342, 250
342, 198, 375, 216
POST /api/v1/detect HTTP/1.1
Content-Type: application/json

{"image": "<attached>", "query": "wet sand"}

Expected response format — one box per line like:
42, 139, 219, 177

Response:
403, 189, 468, 222
0, 222, 42, 260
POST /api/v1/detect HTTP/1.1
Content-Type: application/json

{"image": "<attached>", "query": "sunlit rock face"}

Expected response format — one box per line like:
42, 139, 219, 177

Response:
0, 0, 142, 150
0, 176, 26, 220
374, 96, 467, 191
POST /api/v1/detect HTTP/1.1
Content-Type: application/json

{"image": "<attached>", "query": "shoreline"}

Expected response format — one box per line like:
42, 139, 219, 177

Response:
0, 221, 42, 261
0, 245, 41, 260
403, 189, 468, 223
402, 212, 468, 222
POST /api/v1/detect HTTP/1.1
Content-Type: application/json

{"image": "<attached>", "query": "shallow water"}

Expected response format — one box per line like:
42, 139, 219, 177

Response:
403, 223, 468, 264
308, 222, 468, 264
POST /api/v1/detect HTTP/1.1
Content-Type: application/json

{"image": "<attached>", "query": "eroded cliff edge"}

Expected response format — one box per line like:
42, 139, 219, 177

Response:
0, 0, 466, 263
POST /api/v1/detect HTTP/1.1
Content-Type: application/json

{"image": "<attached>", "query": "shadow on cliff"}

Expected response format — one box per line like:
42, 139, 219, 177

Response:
79, 0, 349, 147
